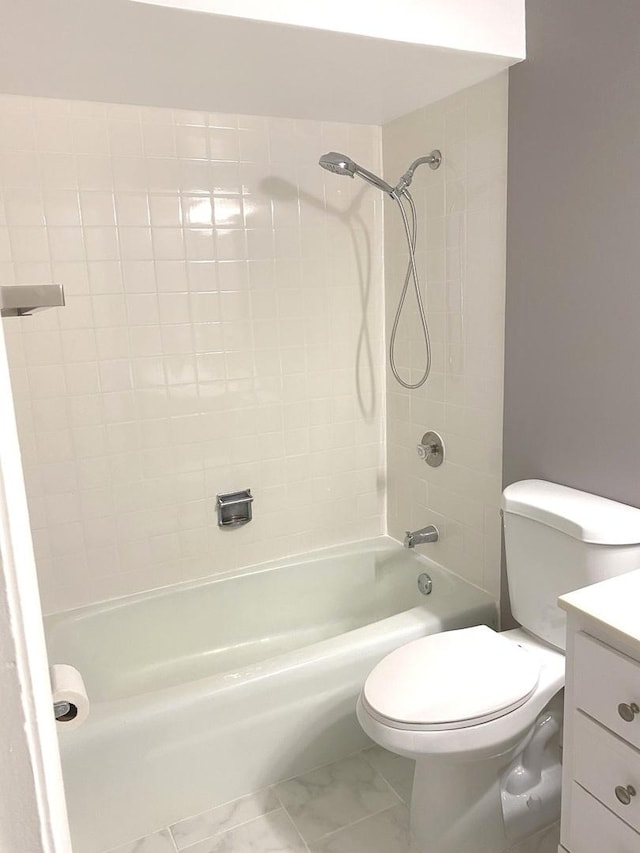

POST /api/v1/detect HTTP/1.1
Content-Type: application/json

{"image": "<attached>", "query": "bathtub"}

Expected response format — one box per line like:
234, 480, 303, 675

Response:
45, 536, 497, 852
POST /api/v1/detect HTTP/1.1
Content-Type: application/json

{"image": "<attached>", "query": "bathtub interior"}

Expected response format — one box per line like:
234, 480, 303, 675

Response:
45, 537, 479, 702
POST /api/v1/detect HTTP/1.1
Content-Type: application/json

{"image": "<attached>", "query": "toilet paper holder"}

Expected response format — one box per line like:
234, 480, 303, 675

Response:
50, 662, 90, 730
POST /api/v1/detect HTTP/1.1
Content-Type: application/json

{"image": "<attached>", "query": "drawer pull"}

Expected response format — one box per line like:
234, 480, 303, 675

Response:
615, 785, 637, 805
618, 702, 640, 722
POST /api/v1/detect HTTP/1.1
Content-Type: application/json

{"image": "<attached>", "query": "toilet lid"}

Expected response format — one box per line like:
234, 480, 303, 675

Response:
362, 625, 540, 730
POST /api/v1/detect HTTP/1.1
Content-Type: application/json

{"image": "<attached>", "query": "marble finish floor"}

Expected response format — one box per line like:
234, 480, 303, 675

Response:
105, 747, 413, 853
104, 746, 559, 853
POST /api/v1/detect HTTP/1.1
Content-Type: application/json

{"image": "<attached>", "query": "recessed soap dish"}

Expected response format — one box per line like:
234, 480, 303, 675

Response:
216, 489, 253, 528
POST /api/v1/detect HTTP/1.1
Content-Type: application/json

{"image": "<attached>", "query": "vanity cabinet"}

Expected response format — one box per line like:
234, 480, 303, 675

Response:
559, 574, 640, 853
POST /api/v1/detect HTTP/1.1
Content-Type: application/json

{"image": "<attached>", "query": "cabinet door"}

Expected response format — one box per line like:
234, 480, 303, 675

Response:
567, 783, 640, 853
575, 632, 640, 749
573, 711, 640, 834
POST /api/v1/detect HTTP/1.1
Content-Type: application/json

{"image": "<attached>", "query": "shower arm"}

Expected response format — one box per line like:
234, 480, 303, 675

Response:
393, 150, 442, 197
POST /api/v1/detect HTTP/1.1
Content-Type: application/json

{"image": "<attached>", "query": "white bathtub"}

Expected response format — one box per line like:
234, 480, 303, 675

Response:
45, 536, 497, 852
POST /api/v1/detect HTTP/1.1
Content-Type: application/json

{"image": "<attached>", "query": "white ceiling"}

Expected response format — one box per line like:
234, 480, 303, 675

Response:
132, 0, 526, 58
0, 0, 523, 125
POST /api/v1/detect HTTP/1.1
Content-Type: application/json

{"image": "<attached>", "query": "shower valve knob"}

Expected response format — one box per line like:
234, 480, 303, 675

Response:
417, 431, 444, 467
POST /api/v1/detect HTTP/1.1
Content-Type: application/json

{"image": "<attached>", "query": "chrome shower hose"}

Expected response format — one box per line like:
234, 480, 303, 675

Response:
388, 189, 431, 389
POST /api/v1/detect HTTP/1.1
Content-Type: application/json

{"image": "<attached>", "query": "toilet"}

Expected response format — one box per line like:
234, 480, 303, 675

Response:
357, 480, 640, 853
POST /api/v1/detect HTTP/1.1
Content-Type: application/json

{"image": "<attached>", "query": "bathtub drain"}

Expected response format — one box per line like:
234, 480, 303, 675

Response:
418, 573, 433, 595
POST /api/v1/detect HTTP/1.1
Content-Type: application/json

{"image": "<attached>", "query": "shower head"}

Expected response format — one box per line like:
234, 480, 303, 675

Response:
318, 151, 357, 178
319, 151, 395, 196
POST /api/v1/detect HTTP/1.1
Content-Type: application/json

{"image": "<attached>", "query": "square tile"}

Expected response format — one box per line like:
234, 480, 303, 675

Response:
274, 754, 400, 844
143, 124, 176, 157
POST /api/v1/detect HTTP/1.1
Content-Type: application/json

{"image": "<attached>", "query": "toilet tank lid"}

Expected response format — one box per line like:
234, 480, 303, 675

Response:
502, 480, 640, 545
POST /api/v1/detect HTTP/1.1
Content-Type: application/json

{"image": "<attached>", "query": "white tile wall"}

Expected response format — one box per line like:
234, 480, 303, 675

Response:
383, 73, 508, 598
0, 95, 385, 613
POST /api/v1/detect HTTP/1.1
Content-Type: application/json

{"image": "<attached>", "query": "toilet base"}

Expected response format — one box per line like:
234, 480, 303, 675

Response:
409, 726, 562, 853
410, 753, 510, 853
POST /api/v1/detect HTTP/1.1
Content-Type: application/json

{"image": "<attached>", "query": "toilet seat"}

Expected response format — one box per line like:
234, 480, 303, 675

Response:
362, 625, 541, 731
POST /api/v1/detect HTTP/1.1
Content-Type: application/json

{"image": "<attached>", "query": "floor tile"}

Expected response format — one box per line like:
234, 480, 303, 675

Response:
107, 829, 177, 853
308, 804, 410, 853
274, 753, 400, 844
508, 821, 560, 853
362, 746, 415, 804
181, 809, 306, 853
170, 788, 280, 849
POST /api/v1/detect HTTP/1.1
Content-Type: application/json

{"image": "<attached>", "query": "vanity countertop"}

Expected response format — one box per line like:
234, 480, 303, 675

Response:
559, 567, 640, 650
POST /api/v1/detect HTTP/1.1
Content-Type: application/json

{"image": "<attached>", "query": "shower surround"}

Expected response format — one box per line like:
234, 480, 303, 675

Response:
0, 95, 385, 613
0, 76, 508, 609
384, 73, 509, 599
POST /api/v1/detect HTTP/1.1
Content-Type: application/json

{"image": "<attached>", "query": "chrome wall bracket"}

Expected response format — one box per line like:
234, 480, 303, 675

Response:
216, 489, 253, 528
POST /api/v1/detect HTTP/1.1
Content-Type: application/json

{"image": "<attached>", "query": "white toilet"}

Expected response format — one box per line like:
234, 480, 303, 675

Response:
357, 480, 640, 853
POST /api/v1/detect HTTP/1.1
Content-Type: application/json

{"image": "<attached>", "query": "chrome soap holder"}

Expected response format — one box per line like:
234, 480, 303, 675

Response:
216, 489, 253, 528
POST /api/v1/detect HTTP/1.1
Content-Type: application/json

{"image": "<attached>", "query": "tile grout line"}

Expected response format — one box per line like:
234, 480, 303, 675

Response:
166, 783, 278, 848
360, 747, 415, 805
269, 744, 374, 792
304, 801, 406, 848
371, 760, 413, 806
171, 798, 288, 853
271, 757, 403, 851
102, 826, 179, 853
270, 788, 312, 853
382, 777, 410, 805
361, 759, 405, 809
105, 747, 409, 853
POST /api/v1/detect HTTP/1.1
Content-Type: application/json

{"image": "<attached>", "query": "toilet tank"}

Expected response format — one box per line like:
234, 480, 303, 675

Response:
503, 480, 640, 650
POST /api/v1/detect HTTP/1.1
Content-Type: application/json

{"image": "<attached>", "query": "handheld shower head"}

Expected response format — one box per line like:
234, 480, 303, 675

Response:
319, 151, 395, 196
319, 147, 443, 390
318, 152, 357, 178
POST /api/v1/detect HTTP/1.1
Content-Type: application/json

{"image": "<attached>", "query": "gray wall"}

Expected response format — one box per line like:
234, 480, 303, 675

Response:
504, 0, 640, 507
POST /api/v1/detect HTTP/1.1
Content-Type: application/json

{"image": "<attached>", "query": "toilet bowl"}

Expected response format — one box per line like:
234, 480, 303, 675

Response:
357, 480, 640, 853
357, 626, 565, 853
357, 626, 564, 761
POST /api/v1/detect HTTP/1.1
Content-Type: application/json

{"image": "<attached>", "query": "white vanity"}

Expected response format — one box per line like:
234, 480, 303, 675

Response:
559, 570, 640, 852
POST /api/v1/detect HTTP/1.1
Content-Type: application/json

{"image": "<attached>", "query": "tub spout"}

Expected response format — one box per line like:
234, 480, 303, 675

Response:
404, 525, 439, 548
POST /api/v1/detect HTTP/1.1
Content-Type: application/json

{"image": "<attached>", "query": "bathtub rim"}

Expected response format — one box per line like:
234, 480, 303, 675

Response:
45, 533, 489, 622
59, 597, 499, 736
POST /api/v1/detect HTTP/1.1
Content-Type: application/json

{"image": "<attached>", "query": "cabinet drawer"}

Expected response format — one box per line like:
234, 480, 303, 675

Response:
573, 711, 640, 833
574, 632, 640, 748
567, 783, 640, 853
